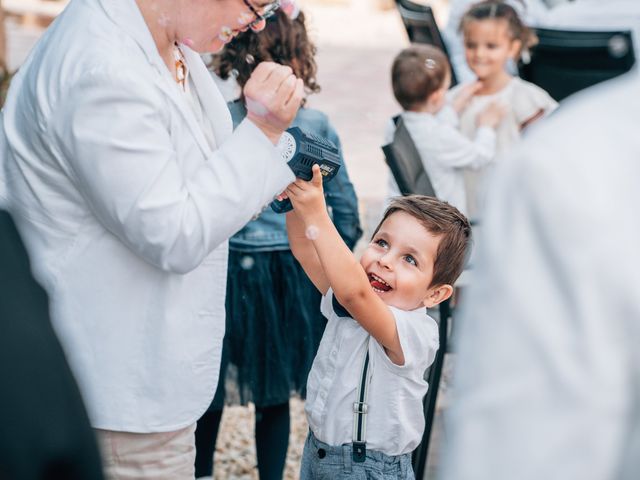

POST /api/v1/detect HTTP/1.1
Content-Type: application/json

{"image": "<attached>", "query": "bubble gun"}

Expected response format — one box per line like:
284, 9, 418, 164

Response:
270, 126, 342, 214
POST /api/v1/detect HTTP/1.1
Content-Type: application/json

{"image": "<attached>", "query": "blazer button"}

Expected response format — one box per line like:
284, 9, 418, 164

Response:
317, 448, 326, 459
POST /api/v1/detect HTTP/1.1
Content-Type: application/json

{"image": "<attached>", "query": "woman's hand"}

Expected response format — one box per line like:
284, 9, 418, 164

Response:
286, 165, 326, 225
244, 62, 304, 144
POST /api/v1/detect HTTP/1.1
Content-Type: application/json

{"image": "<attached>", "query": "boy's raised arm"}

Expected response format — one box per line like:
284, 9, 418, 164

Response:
286, 209, 330, 294
287, 167, 405, 365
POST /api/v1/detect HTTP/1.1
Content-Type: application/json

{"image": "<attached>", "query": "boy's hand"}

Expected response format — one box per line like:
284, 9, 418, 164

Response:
286, 164, 326, 225
244, 62, 305, 145
452, 81, 483, 113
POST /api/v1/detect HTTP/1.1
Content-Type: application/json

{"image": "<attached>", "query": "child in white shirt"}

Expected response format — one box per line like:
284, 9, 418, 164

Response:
450, 0, 558, 215
386, 45, 505, 217
285, 181, 471, 479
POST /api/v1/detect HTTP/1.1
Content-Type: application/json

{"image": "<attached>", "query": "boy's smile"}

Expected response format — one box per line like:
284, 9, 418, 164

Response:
360, 211, 441, 311
368, 272, 391, 293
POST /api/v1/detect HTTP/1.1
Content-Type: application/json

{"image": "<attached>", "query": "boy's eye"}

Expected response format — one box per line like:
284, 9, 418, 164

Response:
404, 255, 417, 266
375, 238, 388, 248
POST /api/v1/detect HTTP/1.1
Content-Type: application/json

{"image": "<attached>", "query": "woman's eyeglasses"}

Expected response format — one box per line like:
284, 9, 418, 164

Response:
242, 0, 281, 30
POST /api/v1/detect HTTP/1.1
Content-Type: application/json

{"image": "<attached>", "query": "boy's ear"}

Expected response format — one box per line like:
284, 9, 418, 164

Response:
423, 284, 453, 308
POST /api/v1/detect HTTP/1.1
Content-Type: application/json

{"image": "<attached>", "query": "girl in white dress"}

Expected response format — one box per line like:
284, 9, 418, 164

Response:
451, 0, 557, 216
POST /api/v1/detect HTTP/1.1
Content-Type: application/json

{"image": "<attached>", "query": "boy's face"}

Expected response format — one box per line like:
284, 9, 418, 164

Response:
360, 211, 441, 311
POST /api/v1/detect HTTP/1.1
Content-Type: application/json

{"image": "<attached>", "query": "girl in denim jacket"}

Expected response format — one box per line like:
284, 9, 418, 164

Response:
195, 7, 362, 480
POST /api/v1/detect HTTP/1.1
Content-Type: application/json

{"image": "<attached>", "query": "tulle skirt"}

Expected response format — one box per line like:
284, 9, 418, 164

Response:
208, 249, 326, 410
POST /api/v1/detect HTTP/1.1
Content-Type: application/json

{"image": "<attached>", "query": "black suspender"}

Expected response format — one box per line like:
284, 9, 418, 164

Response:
332, 294, 372, 463
352, 344, 371, 462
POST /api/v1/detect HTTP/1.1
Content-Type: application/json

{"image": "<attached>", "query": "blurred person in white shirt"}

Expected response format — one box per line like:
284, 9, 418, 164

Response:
439, 72, 640, 480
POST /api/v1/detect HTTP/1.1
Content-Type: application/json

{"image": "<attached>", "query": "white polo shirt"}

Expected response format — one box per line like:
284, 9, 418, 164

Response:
305, 289, 439, 456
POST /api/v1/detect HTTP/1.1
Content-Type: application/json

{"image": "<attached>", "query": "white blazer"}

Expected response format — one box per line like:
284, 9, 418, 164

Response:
2, 0, 294, 432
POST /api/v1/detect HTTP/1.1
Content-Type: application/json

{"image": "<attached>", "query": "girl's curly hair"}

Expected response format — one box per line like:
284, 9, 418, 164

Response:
212, 9, 320, 103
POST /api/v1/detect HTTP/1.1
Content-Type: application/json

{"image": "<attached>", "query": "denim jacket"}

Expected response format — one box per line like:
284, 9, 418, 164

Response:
229, 101, 362, 251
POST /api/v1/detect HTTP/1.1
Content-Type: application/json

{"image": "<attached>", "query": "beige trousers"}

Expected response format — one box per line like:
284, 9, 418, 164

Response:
96, 423, 196, 480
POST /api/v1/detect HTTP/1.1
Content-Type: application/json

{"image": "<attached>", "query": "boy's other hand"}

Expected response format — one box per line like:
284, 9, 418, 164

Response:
477, 101, 507, 129
286, 165, 326, 225
244, 62, 305, 145
453, 80, 483, 113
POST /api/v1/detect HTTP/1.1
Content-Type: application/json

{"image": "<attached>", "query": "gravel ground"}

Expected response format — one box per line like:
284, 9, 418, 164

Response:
210, 397, 308, 480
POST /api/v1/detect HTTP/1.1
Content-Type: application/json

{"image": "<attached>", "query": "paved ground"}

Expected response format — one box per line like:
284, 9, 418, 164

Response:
5, 1, 453, 478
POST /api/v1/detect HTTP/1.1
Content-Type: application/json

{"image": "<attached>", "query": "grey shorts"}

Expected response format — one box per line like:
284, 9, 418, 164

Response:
300, 431, 415, 480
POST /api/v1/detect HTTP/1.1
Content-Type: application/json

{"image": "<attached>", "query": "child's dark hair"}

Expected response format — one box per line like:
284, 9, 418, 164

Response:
213, 10, 320, 102
459, 0, 538, 59
391, 45, 450, 111
373, 195, 471, 288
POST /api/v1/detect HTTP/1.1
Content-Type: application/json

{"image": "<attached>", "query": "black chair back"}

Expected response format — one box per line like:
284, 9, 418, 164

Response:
395, 0, 458, 86
382, 116, 436, 198
519, 28, 636, 101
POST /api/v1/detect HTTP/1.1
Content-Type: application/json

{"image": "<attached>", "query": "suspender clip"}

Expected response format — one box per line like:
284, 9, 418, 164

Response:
352, 441, 367, 463
352, 401, 368, 414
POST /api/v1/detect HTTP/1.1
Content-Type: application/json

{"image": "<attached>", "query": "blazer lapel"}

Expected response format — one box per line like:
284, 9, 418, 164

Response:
98, 0, 218, 159
182, 46, 234, 145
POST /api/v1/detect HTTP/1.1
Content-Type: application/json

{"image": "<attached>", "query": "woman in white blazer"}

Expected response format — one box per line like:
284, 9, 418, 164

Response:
1, 0, 302, 478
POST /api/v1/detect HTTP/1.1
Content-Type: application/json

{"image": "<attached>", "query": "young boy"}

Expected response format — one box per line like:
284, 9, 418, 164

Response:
387, 45, 505, 216
286, 166, 471, 479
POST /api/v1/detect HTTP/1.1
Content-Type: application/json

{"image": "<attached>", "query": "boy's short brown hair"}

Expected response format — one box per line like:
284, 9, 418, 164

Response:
391, 45, 450, 111
373, 195, 471, 287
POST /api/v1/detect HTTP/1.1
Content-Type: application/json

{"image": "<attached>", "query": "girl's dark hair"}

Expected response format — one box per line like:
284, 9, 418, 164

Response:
459, 0, 538, 59
212, 10, 320, 102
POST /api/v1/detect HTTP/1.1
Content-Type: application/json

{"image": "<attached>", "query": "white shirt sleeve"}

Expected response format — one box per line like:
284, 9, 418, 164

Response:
320, 288, 335, 320
48, 67, 294, 273
511, 79, 558, 125
410, 120, 497, 170
436, 105, 460, 128
372, 308, 439, 379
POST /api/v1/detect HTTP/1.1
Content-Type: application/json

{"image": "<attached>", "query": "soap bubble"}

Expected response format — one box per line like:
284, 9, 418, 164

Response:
424, 58, 437, 70
609, 35, 629, 58
240, 255, 255, 270
245, 54, 255, 65
305, 225, 320, 240
230, 69, 239, 79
